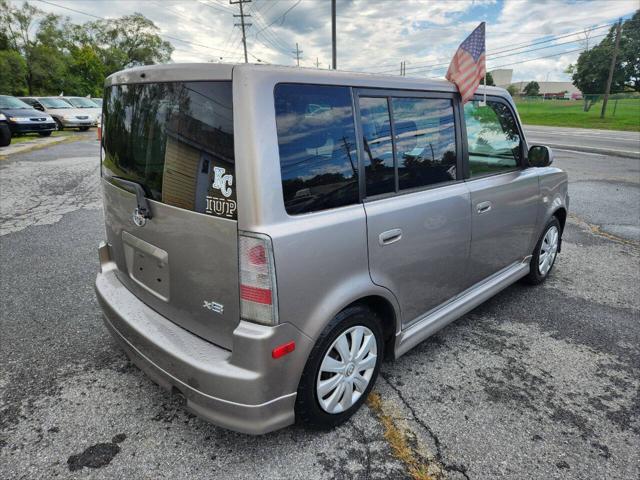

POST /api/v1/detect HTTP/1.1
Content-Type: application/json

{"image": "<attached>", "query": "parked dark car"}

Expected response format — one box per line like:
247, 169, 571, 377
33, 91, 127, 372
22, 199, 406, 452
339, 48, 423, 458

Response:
0, 112, 11, 147
0, 95, 57, 137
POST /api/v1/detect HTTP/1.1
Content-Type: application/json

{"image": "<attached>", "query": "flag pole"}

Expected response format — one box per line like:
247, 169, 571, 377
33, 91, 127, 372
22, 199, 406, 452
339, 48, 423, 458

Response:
483, 71, 487, 106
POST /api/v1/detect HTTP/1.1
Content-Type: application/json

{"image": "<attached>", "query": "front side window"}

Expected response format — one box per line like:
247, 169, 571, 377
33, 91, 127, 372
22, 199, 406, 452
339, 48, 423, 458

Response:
359, 97, 395, 196
464, 100, 521, 177
102, 81, 236, 219
391, 97, 457, 190
274, 84, 359, 215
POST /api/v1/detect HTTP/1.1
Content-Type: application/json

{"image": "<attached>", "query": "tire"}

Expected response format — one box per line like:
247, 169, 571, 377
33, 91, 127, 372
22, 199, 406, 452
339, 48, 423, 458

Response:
295, 305, 384, 429
0, 126, 10, 147
79, 126, 90, 132
523, 216, 561, 285
55, 119, 64, 131
38, 131, 52, 137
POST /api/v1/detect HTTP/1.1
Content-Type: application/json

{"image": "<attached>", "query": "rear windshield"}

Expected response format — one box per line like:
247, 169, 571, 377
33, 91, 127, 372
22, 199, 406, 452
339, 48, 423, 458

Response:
102, 81, 236, 219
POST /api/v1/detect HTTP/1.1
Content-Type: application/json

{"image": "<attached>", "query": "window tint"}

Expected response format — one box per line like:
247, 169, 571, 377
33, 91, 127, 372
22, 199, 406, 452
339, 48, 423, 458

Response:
102, 81, 236, 219
464, 100, 521, 177
359, 97, 395, 196
274, 84, 359, 215
391, 97, 457, 190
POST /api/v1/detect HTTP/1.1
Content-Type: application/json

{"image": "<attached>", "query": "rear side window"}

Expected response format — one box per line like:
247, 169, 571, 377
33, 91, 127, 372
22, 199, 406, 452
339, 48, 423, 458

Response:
359, 97, 395, 196
464, 100, 521, 177
274, 84, 359, 215
391, 98, 457, 190
102, 81, 236, 219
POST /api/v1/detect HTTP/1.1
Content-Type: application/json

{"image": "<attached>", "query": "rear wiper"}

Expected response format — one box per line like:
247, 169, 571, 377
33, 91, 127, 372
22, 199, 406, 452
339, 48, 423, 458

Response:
110, 177, 153, 219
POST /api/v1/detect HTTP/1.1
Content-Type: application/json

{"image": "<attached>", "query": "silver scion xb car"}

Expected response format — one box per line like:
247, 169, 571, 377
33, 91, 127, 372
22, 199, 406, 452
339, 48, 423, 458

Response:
95, 63, 568, 434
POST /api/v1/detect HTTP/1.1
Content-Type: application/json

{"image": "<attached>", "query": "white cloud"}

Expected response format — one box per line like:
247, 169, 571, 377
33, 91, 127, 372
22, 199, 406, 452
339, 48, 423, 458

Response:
22, 0, 640, 83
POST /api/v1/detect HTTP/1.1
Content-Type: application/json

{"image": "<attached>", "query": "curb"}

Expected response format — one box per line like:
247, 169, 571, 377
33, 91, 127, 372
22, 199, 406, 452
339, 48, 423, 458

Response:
543, 143, 639, 159
0, 134, 87, 160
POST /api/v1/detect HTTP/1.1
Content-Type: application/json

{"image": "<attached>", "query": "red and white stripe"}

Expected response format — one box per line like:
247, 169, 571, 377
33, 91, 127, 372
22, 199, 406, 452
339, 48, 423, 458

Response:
446, 50, 486, 104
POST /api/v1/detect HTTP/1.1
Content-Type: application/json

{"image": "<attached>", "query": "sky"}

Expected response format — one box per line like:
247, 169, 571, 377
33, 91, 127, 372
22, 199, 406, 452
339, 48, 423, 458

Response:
25, 0, 640, 83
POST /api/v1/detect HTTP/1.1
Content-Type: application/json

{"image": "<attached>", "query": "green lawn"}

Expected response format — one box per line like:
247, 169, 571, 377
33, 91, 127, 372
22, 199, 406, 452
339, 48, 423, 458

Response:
8, 129, 83, 145
515, 98, 640, 132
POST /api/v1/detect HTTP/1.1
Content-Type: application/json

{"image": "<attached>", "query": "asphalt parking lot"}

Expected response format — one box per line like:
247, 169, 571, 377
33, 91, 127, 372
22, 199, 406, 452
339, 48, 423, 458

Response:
1, 130, 639, 479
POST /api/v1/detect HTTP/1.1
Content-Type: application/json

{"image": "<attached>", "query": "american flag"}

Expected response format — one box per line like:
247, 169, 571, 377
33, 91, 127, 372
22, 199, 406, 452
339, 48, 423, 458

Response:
446, 22, 486, 104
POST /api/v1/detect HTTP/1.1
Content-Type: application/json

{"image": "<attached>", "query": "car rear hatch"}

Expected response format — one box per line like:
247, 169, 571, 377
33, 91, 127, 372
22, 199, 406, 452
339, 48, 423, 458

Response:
101, 70, 240, 349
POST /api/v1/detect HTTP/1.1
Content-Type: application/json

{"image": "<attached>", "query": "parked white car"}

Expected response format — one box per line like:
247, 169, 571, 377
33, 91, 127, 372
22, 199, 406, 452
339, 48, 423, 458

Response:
63, 97, 102, 126
19, 97, 96, 131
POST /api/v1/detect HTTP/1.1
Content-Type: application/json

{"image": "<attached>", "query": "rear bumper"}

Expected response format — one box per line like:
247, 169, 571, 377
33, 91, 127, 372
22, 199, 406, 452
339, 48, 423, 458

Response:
95, 243, 311, 435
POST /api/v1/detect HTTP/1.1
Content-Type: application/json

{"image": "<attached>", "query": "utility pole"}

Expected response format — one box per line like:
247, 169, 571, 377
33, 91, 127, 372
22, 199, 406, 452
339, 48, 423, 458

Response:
230, 0, 251, 63
292, 43, 303, 66
601, 18, 622, 119
316, 57, 320, 68
331, 0, 336, 69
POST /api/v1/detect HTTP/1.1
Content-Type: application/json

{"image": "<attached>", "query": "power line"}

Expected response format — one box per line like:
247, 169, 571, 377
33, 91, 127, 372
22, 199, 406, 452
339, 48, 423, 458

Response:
365, 21, 616, 71
371, 31, 604, 76
487, 47, 585, 71
488, 22, 614, 55
253, 0, 301, 36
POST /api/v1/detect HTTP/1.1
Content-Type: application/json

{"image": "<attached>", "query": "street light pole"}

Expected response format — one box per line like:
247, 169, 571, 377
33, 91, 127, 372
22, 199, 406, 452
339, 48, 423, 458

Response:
331, 0, 336, 69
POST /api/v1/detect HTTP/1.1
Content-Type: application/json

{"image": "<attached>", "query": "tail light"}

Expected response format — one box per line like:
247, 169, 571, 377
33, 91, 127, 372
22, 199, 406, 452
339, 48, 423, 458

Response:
239, 232, 278, 326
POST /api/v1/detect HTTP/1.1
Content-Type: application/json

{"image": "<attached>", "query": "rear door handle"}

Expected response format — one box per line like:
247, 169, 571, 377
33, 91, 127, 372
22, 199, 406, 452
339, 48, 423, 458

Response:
379, 228, 403, 246
476, 201, 492, 214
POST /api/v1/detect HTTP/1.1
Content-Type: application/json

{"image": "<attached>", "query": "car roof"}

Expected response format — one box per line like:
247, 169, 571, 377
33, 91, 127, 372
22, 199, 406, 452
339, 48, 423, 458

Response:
104, 62, 508, 97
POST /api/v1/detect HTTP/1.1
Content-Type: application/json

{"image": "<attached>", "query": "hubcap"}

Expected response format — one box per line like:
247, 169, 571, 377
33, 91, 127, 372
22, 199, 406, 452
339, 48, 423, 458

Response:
316, 325, 377, 414
538, 225, 559, 276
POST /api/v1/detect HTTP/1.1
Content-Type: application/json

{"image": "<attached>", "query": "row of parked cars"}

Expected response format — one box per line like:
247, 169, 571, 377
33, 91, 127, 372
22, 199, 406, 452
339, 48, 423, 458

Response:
0, 95, 103, 147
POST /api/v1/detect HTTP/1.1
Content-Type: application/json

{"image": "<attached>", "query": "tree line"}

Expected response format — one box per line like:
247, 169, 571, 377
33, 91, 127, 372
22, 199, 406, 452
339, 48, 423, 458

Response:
0, 0, 173, 97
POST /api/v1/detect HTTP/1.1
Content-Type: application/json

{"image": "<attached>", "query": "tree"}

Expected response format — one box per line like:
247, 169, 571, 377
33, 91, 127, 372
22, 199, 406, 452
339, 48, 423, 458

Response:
481, 71, 495, 86
84, 13, 173, 75
506, 84, 519, 97
523, 81, 540, 96
620, 10, 640, 91
567, 12, 639, 110
0, 49, 27, 94
0, 2, 174, 96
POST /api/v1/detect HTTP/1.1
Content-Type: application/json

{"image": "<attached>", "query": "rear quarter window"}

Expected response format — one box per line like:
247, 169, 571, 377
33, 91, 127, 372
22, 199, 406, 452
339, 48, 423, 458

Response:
274, 84, 359, 215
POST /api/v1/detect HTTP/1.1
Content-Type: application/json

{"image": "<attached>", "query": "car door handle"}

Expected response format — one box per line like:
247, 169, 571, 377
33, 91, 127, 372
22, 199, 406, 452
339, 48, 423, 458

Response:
379, 228, 403, 246
476, 201, 492, 214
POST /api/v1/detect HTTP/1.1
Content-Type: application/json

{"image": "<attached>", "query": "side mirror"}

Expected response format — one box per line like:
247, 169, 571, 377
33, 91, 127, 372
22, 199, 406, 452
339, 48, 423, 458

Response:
34, 104, 44, 111
528, 145, 554, 167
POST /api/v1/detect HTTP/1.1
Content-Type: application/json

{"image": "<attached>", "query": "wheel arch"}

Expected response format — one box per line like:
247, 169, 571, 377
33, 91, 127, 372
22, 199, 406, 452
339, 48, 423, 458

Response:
345, 295, 398, 360
553, 206, 567, 233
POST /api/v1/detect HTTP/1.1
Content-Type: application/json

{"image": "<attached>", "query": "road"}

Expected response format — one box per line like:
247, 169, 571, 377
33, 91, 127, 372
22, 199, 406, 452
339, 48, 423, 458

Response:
525, 125, 640, 159
1, 131, 639, 479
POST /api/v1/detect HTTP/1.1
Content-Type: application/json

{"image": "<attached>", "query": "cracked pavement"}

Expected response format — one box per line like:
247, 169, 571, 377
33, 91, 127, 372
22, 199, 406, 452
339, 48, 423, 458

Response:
1, 136, 639, 479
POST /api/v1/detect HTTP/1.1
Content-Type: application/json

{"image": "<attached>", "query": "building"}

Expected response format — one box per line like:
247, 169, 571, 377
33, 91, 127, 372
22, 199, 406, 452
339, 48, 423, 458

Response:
507, 81, 582, 98
489, 69, 513, 87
